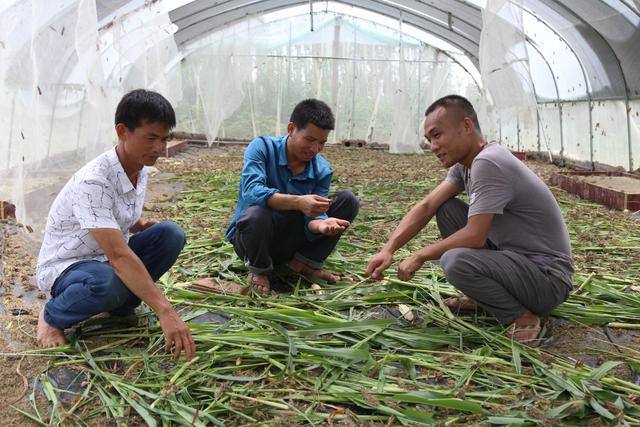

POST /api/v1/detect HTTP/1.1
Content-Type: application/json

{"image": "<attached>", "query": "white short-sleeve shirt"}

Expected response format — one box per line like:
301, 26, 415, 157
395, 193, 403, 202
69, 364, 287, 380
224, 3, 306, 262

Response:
36, 147, 149, 293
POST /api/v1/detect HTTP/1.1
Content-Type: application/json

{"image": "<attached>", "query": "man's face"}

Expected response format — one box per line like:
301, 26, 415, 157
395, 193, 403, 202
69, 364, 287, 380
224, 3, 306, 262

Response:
286, 122, 331, 163
424, 106, 472, 168
117, 120, 170, 167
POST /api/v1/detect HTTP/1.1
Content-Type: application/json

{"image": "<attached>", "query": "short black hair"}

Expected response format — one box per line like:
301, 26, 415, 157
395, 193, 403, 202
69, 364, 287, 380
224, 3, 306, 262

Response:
115, 89, 176, 131
425, 94, 481, 133
289, 99, 335, 130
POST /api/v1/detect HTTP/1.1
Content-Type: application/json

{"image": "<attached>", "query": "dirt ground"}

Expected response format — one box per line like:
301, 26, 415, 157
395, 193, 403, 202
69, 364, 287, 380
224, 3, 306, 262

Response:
579, 175, 640, 194
1, 144, 638, 425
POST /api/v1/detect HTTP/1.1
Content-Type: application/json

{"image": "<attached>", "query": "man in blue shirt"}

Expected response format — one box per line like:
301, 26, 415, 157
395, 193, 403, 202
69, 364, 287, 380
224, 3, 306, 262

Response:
226, 99, 359, 295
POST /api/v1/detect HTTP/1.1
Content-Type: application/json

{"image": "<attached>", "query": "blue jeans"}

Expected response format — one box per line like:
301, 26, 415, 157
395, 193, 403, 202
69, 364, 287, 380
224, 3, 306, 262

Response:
44, 221, 186, 330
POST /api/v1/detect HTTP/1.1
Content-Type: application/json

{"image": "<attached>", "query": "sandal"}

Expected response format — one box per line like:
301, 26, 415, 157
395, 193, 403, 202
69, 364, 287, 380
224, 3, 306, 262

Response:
507, 318, 548, 347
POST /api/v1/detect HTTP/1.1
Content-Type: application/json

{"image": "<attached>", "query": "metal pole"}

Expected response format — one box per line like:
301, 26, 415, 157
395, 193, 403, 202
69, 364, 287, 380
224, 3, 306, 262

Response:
75, 88, 87, 151
286, 21, 292, 111
6, 94, 16, 169
350, 19, 357, 140
46, 84, 62, 159
516, 115, 520, 151
417, 46, 422, 123
525, 40, 561, 162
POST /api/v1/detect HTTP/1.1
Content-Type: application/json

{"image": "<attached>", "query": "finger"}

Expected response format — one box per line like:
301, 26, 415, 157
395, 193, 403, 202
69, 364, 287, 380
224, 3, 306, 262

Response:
312, 195, 332, 202
397, 263, 406, 279
164, 333, 172, 354
186, 333, 196, 361
372, 265, 386, 280
174, 335, 184, 360
182, 332, 194, 361
365, 260, 376, 275
372, 270, 384, 280
399, 269, 414, 281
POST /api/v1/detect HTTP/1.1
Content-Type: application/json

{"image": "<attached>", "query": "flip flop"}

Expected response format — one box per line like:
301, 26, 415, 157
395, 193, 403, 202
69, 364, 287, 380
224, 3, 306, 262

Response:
507, 318, 548, 347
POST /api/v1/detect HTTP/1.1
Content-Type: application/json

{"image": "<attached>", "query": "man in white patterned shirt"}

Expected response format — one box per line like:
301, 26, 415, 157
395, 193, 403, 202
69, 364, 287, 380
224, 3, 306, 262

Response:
36, 89, 195, 360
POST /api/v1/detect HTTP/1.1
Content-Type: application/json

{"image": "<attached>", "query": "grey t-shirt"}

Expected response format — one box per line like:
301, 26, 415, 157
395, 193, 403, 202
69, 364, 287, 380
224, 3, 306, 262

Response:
446, 142, 574, 287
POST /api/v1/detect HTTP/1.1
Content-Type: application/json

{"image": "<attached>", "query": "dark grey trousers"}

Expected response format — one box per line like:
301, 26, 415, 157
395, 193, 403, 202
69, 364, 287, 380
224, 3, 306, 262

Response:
232, 190, 359, 275
436, 198, 570, 324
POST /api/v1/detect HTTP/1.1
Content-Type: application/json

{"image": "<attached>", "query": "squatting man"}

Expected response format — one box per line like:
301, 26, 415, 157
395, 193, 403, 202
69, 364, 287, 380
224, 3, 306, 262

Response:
367, 95, 574, 345
36, 89, 195, 360
226, 98, 359, 295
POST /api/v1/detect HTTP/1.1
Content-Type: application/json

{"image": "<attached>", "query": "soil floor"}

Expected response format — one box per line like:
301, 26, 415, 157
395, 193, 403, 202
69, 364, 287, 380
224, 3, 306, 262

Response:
1, 144, 639, 425
579, 175, 640, 194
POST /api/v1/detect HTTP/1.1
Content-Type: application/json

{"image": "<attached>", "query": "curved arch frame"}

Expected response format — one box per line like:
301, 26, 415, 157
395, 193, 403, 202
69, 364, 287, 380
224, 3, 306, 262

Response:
107, 0, 636, 169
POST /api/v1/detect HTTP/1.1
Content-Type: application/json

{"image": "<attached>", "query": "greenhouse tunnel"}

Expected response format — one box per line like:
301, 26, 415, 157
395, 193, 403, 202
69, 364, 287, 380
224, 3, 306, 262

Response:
3, 2, 640, 426
1, 0, 639, 229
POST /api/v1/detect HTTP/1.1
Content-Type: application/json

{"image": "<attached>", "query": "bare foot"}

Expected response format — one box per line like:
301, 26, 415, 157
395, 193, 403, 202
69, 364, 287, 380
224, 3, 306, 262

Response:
287, 259, 338, 283
444, 296, 479, 311
248, 273, 271, 295
94, 312, 111, 319
37, 308, 67, 348
509, 310, 544, 345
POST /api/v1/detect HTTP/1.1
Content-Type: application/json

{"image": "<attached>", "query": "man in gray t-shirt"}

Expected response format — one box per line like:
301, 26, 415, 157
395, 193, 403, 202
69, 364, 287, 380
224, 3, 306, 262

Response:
367, 95, 573, 345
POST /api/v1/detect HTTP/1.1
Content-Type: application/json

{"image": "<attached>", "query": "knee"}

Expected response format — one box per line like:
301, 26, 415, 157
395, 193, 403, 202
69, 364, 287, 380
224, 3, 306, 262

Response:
440, 248, 473, 284
155, 221, 186, 251
332, 190, 360, 220
336, 190, 360, 211
435, 198, 464, 222
102, 281, 136, 312
237, 205, 273, 232
85, 272, 132, 311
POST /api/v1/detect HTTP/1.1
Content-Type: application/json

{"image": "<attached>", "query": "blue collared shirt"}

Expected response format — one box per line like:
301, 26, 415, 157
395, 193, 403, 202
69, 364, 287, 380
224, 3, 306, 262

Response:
226, 135, 333, 241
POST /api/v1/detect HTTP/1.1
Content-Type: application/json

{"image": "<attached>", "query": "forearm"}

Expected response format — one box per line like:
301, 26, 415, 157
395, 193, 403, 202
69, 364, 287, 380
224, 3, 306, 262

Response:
110, 251, 173, 315
415, 225, 485, 262
382, 203, 434, 254
267, 193, 301, 211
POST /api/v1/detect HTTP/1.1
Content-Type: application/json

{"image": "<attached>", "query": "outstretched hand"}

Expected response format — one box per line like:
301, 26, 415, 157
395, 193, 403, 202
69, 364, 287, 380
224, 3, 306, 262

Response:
366, 250, 393, 280
158, 309, 195, 361
311, 217, 350, 236
299, 194, 333, 217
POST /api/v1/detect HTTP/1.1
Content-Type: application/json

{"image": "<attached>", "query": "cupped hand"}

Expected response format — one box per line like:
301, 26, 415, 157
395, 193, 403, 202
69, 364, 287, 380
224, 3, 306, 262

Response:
315, 217, 350, 236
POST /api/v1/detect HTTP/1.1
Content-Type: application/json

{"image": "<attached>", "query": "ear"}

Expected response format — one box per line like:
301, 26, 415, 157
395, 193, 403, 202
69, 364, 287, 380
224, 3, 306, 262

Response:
287, 122, 296, 136
115, 123, 129, 142
462, 116, 474, 134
